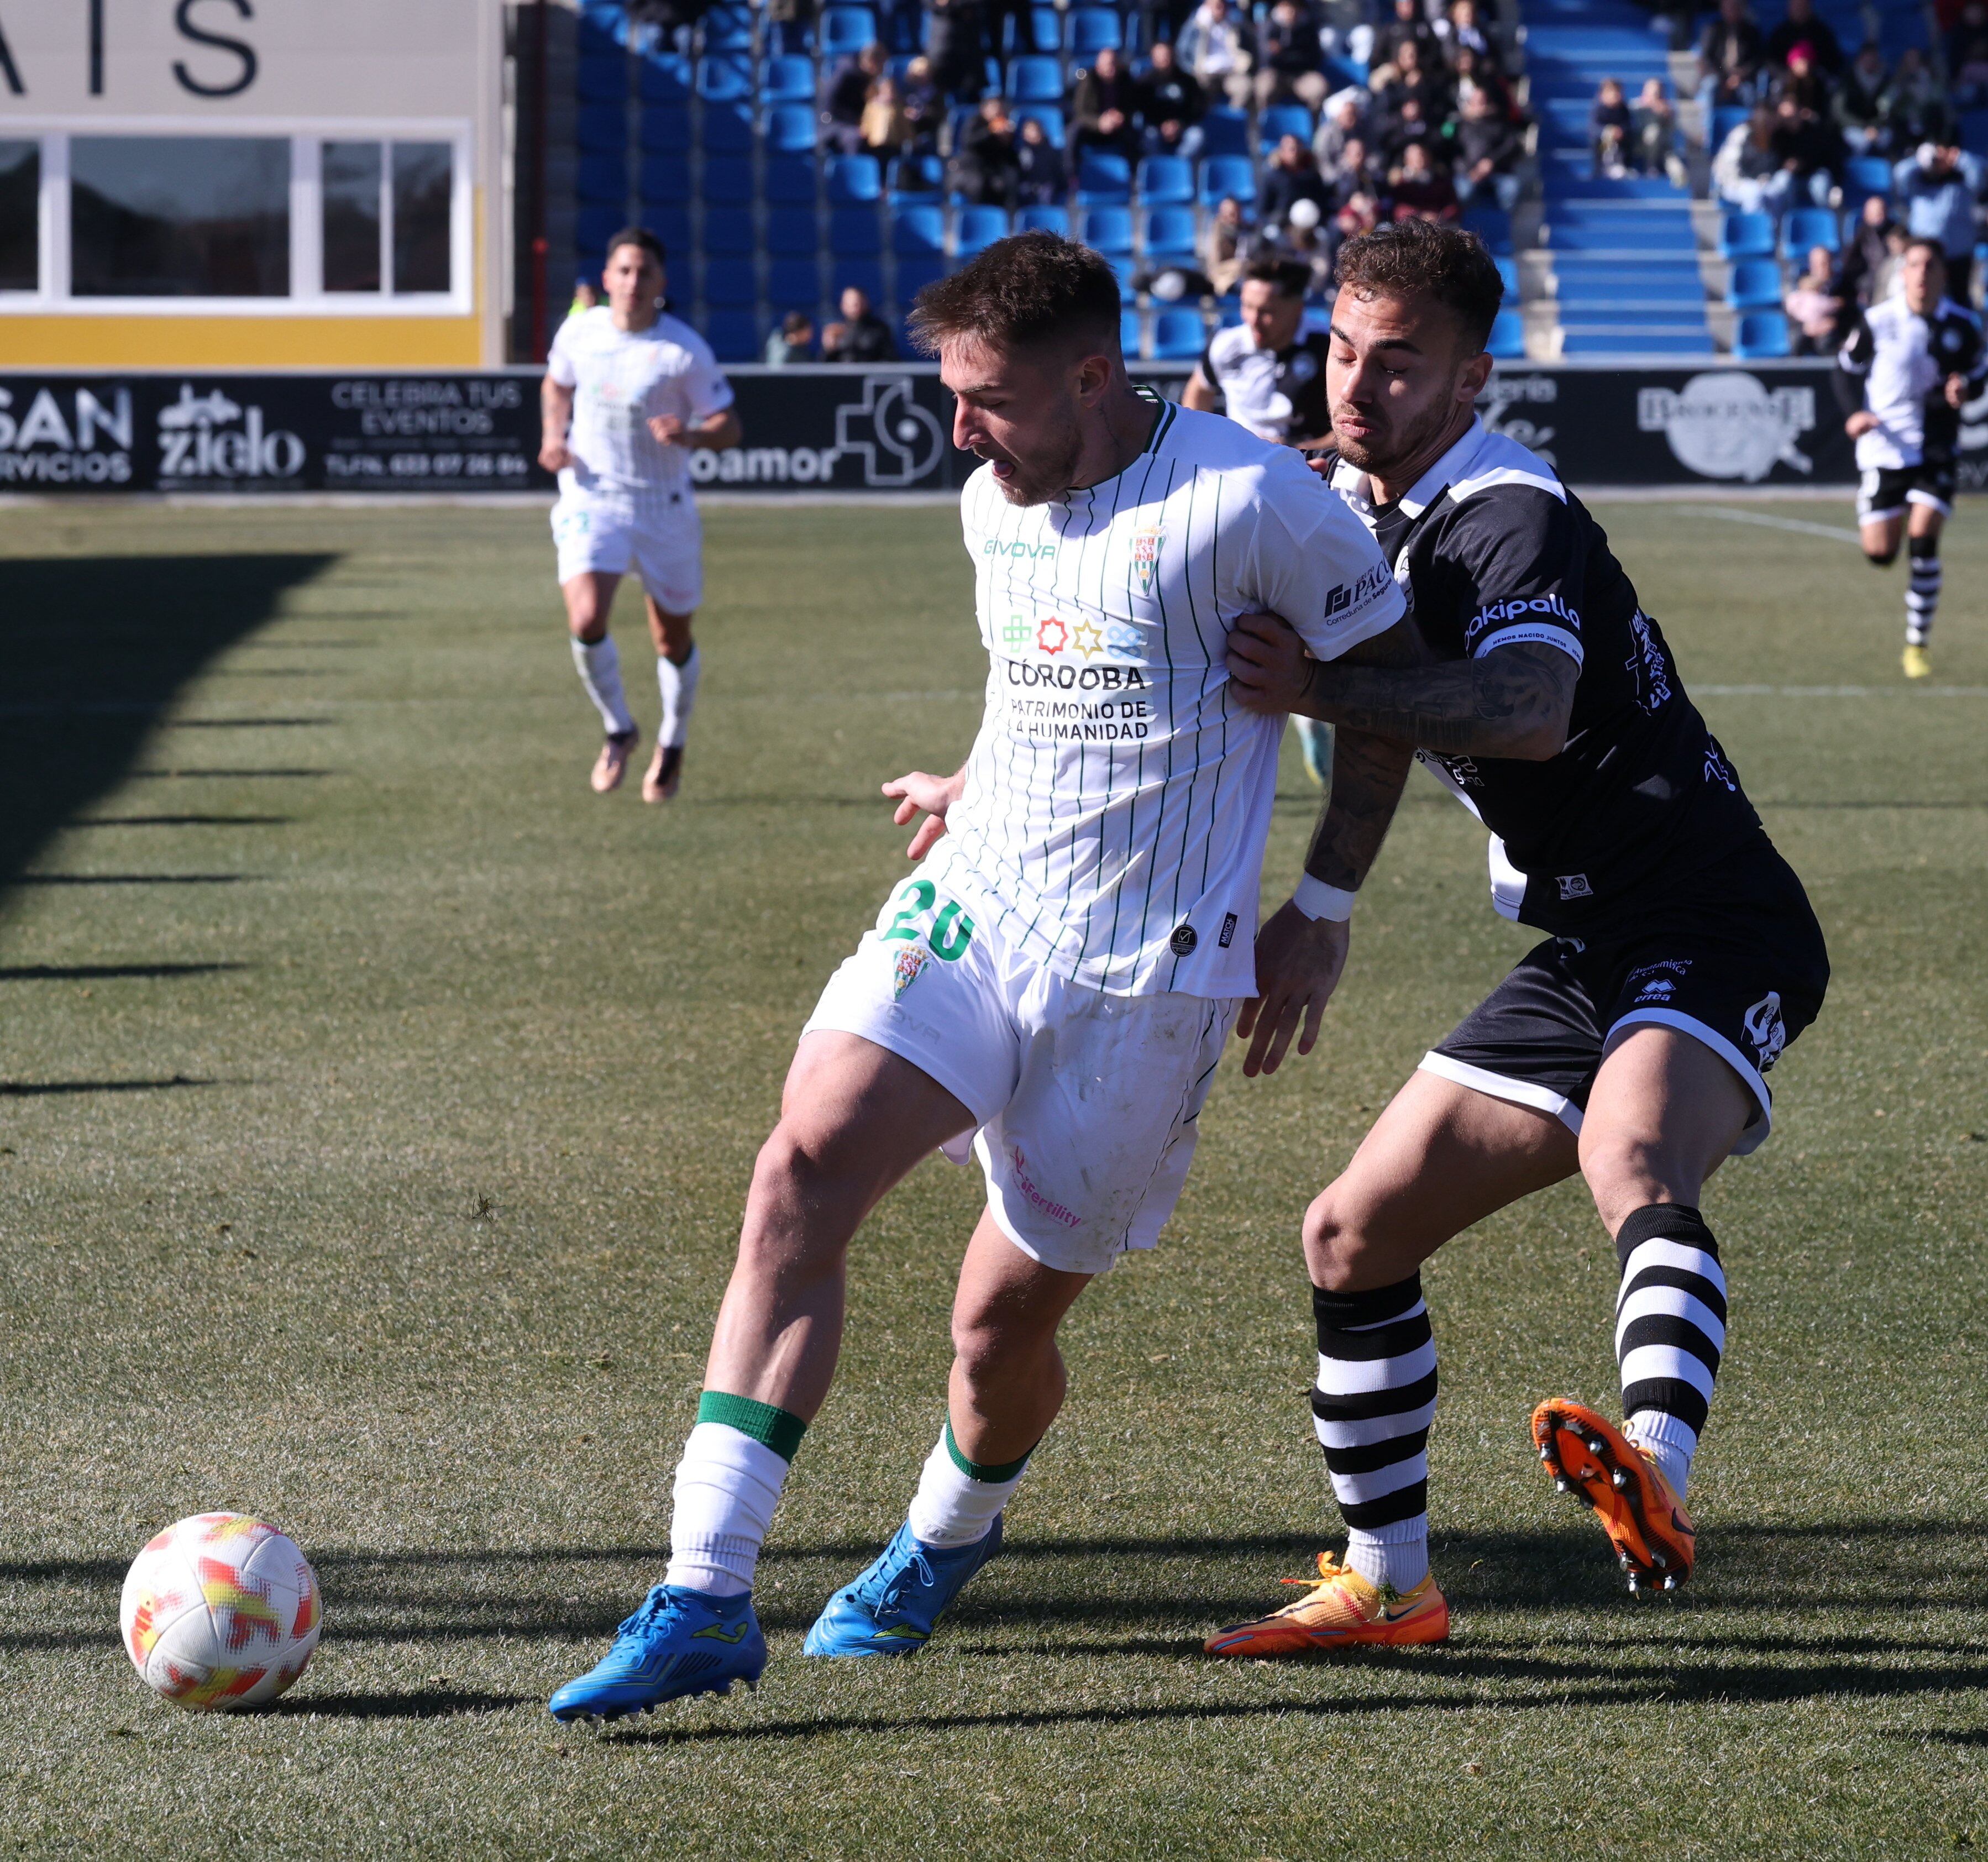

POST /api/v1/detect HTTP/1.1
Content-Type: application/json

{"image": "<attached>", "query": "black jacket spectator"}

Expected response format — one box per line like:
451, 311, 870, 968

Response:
1455, 101, 1520, 178
1373, 0, 1438, 74
1014, 118, 1066, 203
952, 100, 1021, 206
925, 0, 987, 103
825, 44, 887, 154
822, 290, 899, 361
1765, 0, 1843, 78
1698, 0, 1764, 106
1072, 50, 1143, 158
1137, 45, 1207, 130
1257, 134, 1333, 222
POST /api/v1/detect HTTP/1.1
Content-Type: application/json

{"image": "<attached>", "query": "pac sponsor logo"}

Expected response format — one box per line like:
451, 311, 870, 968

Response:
1637, 373, 1815, 482
1321, 559, 1394, 620
0, 384, 134, 485
158, 385, 305, 482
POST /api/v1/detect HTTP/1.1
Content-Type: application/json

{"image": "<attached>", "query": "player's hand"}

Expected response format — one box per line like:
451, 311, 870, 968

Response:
1303, 453, 1333, 481
1946, 373, 1970, 408
883, 769, 964, 861
1236, 901, 1349, 1077
648, 413, 688, 445
1845, 411, 1879, 438
1226, 611, 1315, 715
538, 435, 575, 471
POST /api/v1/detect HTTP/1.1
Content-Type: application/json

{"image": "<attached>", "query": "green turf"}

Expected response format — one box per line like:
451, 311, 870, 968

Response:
0, 497, 1983, 1859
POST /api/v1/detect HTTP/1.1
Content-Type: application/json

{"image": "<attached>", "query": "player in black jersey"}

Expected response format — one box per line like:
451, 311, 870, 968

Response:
1202, 220, 1830, 1656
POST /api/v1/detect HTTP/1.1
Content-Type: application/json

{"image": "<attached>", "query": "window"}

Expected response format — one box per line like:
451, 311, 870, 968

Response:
71, 136, 290, 297
0, 141, 35, 291
321, 140, 455, 296
392, 143, 452, 293
322, 141, 382, 292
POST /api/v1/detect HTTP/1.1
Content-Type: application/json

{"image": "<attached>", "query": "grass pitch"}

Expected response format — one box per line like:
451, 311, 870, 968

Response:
1, 494, 1984, 1860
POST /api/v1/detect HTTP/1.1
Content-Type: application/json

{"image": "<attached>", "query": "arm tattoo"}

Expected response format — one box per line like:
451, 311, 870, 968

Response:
1300, 618, 1425, 891
1296, 640, 1577, 759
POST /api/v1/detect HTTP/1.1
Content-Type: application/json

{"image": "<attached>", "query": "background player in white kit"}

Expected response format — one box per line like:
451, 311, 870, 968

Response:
547, 233, 1411, 1722
539, 228, 741, 800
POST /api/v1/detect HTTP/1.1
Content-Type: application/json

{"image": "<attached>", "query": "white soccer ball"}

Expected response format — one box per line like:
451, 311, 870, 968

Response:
119, 1513, 322, 1711
1287, 197, 1323, 233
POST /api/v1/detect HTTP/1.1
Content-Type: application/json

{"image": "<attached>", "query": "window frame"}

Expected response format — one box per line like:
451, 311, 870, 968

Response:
0, 117, 474, 316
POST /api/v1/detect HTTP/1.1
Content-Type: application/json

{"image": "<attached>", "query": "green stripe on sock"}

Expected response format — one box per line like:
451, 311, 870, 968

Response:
943, 1419, 1032, 1485
697, 1391, 807, 1464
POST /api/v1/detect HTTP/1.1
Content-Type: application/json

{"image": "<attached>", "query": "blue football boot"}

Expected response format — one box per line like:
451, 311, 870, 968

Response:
548, 1584, 765, 1722
802, 1517, 1003, 1657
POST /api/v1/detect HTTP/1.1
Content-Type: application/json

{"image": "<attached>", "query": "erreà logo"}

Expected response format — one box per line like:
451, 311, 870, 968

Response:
158, 385, 305, 481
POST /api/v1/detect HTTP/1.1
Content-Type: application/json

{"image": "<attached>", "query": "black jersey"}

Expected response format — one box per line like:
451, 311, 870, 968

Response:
1325, 420, 1764, 933
1201, 319, 1334, 446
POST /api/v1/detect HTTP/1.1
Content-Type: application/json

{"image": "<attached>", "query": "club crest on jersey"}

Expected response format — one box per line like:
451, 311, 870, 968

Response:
893, 945, 930, 999
1130, 522, 1164, 595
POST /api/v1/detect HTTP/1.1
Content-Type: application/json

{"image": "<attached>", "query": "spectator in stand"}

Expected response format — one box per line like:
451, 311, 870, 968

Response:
1949, 0, 1988, 111
1323, 132, 1379, 198
925, 0, 987, 104
1330, 185, 1383, 253
1139, 42, 1208, 157
1317, 0, 1376, 71
764, 310, 815, 364
1313, 92, 1368, 172
1203, 193, 1257, 293
1015, 113, 1067, 203
1765, 0, 1844, 82
1714, 103, 1797, 214
1772, 91, 1844, 204
1632, 76, 1689, 186
1256, 0, 1330, 113
1389, 139, 1460, 219
1454, 83, 1522, 208
568, 275, 601, 318
1379, 93, 1439, 163
1838, 192, 1903, 306
1452, 47, 1517, 124
1880, 48, 1949, 149
1178, 0, 1257, 110
1784, 244, 1845, 353
1697, 0, 1766, 123
1373, 0, 1438, 75
825, 42, 888, 156
1893, 139, 1983, 300
1258, 133, 1334, 227
1774, 44, 1830, 117
951, 97, 1021, 206
1436, 0, 1499, 67
1592, 77, 1633, 177
821, 285, 899, 362
861, 76, 918, 158
1073, 47, 1143, 160
1835, 44, 1890, 153
1378, 40, 1451, 128
900, 56, 942, 146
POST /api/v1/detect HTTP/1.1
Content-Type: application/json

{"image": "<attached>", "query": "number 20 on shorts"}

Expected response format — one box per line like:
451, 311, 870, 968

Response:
882, 880, 974, 961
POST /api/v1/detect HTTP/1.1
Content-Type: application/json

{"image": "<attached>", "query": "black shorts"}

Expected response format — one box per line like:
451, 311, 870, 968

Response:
1858, 458, 1956, 522
1423, 838, 1829, 1156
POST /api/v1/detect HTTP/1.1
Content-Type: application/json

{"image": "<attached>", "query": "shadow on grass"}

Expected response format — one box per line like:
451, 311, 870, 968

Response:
70, 816, 291, 828
0, 963, 249, 980
266, 1688, 533, 1720
0, 1076, 218, 1097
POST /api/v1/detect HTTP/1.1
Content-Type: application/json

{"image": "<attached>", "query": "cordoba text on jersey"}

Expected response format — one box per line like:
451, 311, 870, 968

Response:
1003, 660, 1151, 691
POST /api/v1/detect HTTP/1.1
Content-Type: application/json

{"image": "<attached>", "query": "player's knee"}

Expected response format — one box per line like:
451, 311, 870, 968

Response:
1864, 547, 1898, 568
1301, 1186, 1384, 1292
566, 606, 608, 643
1577, 1129, 1695, 1229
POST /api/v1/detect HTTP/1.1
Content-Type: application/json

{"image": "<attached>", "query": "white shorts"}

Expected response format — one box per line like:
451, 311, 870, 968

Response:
802, 859, 1241, 1277
552, 487, 703, 612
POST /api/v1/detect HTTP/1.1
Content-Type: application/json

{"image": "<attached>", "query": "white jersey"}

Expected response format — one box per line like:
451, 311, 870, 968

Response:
1837, 292, 1985, 472
546, 306, 734, 508
929, 397, 1405, 999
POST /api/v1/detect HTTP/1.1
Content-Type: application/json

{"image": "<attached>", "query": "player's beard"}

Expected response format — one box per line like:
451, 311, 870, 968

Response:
984, 408, 1085, 507
1330, 389, 1456, 481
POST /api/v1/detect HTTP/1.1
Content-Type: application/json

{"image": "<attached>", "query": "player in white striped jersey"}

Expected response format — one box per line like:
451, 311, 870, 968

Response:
539, 228, 741, 800
548, 233, 1410, 1721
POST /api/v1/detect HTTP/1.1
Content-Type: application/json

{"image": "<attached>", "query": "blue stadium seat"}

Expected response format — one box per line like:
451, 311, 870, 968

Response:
701, 104, 754, 153
700, 156, 754, 204
1076, 149, 1132, 203
1151, 306, 1206, 358
1260, 102, 1313, 144
578, 53, 627, 103
1121, 308, 1146, 358
705, 310, 760, 362
1494, 255, 1520, 298
832, 201, 883, 252
763, 54, 816, 103
1784, 206, 1840, 256
1009, 55, 1065, 102
1018, 202, 1070, 234
828, 153, 883, 201
1461, 205, 1511, 254
832, 256, 886, 301
1021, 7, 1062, 53
704, 6, 754, 50
1107, 254, 1137, 301
895, 257, 945, 302
1735, 309, 1791, 358
1487, 307, 1525, 359
893, 203, 946, 254
1016, 103, 1066, 146
577, 11, 625, 59
703, 214, 756, 258
766, 207, 816, 254
1843, 154, 1892, 204
639, 206, 693, 255
1199, 154, 1255, 204
577, 103, 627, 154
769, 256, 821, 306
640, 103, 691, 151
1712, 103, 1749, 146
1727, 256, 1783, 308
767, 104, 817, 153
890, 151, 945, 198
1137, 155, 1194, 205
576, 204, 626, 256
696, 56, 753, 102
821, 7, 877, 56
955, 203, 1011, 253
764, 154, 818, 203
1069, 7, 1122, 54
577, 150, 629, 204
638, 151, 690, 198
1199, 108, 1250, 155
1718, 211, 1775, 258
638, 51, 692, 102
1080, 205, 1134, 254
1141, 204, 1197, 260
702, 258, 757, 306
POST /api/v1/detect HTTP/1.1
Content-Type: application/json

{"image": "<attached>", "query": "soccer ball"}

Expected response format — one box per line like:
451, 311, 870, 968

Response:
119, 1513, 321, 1711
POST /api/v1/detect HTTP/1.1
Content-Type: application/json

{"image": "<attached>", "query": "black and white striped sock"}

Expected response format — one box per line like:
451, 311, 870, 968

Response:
1906, 534, 1942, 647
1311, 1274, 1437, 1592
1615, 1204, 1727, 1500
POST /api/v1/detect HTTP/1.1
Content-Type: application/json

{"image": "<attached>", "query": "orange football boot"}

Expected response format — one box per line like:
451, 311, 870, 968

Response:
591, 727, 639, 794
1531, 1398, 1696, 1592
1204, 1553, 1449, 1656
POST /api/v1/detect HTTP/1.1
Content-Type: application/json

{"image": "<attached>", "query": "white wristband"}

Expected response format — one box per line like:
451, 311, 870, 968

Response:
1292, 874, 1356, 922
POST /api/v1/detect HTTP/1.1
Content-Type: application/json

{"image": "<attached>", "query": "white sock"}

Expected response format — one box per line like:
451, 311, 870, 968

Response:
904, 1425, 1030, 1549
656, 645, 701, 749
1345, 1517, 1430, 1593
662, 1422, 791, 1597
1625, 1409, 1697, 1501
571, 635, 634, 737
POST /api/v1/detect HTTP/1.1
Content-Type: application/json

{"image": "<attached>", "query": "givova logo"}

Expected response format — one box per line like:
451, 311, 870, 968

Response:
0, 384, 134, 484
158, 385, 305, 481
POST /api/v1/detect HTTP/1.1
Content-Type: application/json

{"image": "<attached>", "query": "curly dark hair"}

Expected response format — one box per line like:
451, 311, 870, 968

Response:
1241, 256, 1313, 300
909, 231, 1122, 358
1334, 219, 1504, 353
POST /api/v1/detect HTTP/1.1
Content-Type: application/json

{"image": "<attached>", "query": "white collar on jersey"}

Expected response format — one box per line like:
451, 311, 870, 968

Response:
1329, 416, 1565, 521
